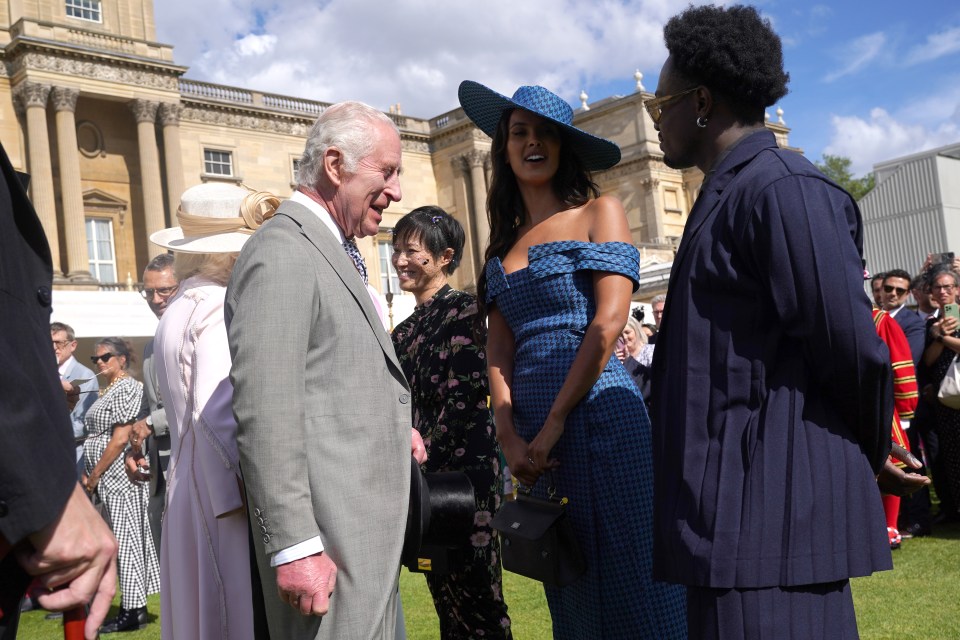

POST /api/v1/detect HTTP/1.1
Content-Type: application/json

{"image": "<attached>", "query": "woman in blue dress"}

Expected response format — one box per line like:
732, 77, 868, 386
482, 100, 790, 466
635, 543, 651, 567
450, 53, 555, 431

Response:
458, 80, 686, 639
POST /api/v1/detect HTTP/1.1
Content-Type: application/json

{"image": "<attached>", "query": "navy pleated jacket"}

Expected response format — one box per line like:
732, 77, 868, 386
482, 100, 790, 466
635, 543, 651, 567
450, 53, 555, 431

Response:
651, 130, 894, 589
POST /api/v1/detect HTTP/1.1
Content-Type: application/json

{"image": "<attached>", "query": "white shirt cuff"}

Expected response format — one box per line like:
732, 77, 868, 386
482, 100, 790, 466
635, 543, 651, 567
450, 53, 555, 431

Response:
270, 536, 325, 567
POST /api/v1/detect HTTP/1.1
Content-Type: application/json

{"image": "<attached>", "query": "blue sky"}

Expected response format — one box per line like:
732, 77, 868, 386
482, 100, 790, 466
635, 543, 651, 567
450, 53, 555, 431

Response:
156, 0, 960, 177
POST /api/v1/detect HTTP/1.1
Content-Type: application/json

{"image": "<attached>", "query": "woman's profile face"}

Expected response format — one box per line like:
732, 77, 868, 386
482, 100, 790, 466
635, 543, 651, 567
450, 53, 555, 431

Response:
505, 110, 562, 187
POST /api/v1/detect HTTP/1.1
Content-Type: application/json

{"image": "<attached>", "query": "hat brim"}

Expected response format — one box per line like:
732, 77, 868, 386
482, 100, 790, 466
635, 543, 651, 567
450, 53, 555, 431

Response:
150, 227, 251, 254
458, 80, 621, 171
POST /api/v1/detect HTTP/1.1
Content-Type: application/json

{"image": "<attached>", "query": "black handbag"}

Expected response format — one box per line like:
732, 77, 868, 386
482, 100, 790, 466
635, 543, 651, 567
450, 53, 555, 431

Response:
491, 476, 585, 586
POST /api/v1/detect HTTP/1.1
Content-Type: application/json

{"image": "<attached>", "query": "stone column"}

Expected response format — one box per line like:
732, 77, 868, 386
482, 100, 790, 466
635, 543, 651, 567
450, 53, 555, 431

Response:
158, 102, 185, 218
130, 99, 165, 257
16, 82, 61, 276
52, 86, 95, 282
466, 149, 490, 257
449, 155, 478, 285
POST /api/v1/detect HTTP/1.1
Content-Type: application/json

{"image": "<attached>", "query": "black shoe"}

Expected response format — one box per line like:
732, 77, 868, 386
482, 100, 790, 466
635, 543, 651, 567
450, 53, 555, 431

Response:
99, 607, 147, 633
901, 522, 932, 538
932, 510, 960, 525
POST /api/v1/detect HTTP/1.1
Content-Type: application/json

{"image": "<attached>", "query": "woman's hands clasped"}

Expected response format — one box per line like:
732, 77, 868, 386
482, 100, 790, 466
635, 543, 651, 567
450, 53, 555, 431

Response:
499, 415, 563, 488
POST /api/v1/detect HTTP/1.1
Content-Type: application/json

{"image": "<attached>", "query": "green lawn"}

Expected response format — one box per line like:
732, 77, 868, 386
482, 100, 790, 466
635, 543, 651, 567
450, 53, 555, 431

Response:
17, 524, 960, 639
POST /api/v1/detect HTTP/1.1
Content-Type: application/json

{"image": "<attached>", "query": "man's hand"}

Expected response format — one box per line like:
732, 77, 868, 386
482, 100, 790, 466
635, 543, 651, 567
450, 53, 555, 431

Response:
275, 552, 337, 617
411, 428, 427, 464
123, 451, 150, 483
128, 418, 153, 453
877, 443, 931, 496
62, 379, 80, 411
17, 483, 118, 640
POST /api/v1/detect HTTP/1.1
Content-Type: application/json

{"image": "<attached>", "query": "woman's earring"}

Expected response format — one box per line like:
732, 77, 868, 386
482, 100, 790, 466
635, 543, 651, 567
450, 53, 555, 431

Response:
696, 116, 709, 129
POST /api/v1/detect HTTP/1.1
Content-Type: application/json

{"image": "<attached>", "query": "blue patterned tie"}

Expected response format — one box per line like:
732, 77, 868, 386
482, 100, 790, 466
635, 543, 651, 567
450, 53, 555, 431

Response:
342, 237, 368, 285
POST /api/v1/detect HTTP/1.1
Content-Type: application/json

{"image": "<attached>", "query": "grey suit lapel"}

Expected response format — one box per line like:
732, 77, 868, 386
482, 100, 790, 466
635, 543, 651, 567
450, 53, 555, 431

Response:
275, 201, 404, 376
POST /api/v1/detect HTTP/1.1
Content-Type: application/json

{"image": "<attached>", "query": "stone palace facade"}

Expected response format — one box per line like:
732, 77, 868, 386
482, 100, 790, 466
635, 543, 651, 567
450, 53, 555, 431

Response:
0, 0, 795, 324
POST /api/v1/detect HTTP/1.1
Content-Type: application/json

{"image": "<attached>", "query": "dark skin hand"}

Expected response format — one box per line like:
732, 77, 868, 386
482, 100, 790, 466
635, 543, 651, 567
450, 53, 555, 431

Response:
877, 442, 931, 497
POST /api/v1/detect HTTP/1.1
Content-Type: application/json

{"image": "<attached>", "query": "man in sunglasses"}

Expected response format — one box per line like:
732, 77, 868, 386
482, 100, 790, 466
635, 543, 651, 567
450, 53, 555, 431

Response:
881, 268, 925, 365
125, 253, 179, 558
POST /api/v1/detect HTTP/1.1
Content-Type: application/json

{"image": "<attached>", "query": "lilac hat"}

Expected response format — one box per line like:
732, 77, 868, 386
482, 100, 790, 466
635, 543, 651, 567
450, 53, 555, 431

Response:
458, 80, 621, 171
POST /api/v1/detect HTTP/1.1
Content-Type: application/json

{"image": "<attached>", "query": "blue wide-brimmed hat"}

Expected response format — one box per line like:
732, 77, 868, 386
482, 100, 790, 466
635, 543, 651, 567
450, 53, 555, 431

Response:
458, 80, 621, 171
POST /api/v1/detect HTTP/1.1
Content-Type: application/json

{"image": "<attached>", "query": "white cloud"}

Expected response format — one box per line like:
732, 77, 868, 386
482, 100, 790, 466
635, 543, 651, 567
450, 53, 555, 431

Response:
154, 0, 687, 117
824, 104, 960, 175
823, 32, 886, 82
905, 26, 960, 65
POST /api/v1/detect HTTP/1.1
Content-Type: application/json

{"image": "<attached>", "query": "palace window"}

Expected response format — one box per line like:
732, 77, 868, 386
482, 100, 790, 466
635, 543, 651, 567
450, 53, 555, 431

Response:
663, 188, 682, 214
378, 239, 401, 295
86, 218, 117, 283
66, 0, 101, 22
203, 149, 234, 177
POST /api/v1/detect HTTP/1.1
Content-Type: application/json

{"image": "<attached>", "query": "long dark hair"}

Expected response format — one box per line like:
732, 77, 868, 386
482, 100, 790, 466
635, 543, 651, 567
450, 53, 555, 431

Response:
475, 109, 600, 328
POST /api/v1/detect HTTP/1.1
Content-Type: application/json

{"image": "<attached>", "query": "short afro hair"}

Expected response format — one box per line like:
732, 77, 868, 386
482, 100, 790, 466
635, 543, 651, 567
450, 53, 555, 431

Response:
664, 4, 789, 122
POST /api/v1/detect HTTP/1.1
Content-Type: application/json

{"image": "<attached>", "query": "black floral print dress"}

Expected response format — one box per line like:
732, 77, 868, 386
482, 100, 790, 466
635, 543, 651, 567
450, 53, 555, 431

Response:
392, 285, 512, 639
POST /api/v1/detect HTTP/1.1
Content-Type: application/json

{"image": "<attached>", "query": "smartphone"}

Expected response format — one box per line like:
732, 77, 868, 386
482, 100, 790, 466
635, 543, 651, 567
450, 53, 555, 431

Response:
945, 303, 960, 323
940, 252, 956, 266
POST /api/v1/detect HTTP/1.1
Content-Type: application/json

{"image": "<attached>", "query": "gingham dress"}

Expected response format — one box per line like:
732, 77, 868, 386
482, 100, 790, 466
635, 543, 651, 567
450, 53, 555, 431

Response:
485, 241, 686, 639
83, 375, 160, 609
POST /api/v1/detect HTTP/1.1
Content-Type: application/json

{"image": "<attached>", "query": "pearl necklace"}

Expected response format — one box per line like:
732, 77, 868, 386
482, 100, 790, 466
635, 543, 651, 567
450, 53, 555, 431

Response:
99, 372, 128, 398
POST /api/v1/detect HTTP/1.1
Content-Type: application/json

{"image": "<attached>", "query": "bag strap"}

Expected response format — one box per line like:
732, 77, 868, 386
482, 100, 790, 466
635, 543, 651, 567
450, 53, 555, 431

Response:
518, 469, 560, 501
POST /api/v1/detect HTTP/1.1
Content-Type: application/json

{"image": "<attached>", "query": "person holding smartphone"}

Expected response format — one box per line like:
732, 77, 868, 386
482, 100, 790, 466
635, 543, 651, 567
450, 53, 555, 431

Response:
922, 266, 960, 524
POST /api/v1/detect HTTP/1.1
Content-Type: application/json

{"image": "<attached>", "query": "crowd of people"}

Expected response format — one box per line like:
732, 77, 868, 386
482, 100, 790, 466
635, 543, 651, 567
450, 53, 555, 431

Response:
0, 4, 943, 640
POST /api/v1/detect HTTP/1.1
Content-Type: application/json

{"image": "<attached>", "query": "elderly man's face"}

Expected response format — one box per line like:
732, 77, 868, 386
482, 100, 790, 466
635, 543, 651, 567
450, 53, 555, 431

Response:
333, 121, 402, 239
51, 330, 77, 367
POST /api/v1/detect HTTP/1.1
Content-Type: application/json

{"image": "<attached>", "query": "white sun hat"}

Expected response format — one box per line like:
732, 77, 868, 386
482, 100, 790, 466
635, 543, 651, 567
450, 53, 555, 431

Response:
150, 183, 279, 254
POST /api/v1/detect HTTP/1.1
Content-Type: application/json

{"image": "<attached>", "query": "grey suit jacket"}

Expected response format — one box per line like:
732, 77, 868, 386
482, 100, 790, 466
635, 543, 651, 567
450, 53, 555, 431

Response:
225, 200, 410, 640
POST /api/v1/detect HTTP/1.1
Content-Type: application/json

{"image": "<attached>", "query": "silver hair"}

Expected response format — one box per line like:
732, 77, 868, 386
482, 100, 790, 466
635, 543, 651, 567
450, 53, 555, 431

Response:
651, 294, 667, 305
296, 101, 397, 188
624, 315, 648, 345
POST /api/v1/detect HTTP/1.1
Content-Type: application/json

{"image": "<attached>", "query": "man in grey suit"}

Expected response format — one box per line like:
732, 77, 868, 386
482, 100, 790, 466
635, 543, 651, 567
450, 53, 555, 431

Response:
51, 322, 99, 477
126, 253, 179, 554
226, 101, 425, 639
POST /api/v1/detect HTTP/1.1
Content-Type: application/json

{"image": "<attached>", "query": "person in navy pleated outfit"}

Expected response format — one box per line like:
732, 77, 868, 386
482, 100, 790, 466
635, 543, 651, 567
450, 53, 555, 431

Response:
647, 6, 896, 638
458, 79, 686, 639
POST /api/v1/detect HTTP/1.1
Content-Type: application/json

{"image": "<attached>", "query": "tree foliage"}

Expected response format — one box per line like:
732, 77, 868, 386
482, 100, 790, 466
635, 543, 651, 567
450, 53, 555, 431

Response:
815, 154, 876, 201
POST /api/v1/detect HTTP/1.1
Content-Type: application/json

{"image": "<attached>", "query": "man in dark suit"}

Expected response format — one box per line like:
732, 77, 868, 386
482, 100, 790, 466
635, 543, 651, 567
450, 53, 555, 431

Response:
882, 269, 926, 365
0, 140, 117, 640
648, 6, 901, 637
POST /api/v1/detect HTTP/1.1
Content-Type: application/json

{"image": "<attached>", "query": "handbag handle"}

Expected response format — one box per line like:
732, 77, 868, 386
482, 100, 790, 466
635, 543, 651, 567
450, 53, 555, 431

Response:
517, 469, 559, 501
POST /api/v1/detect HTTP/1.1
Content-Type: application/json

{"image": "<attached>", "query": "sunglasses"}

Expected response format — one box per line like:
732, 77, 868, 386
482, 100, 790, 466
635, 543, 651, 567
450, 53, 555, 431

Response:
90, 353, 117, 364
643, 86, 699, 125
883, 285, 908, 295
140, 285, 178, 300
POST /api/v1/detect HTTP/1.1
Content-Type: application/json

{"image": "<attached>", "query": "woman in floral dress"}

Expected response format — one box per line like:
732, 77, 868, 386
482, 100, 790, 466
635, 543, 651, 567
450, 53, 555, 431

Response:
390, 206, 512, 639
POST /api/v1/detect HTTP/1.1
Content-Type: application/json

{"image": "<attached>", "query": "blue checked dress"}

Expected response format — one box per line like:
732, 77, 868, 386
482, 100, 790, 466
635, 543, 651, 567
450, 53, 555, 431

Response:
485, 241, 686, 639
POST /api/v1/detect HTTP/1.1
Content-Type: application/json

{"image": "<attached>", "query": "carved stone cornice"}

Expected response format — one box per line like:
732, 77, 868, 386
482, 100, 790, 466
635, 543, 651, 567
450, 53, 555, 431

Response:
400, 134, 430, 154
14, 82, 51, 109
6, 51, 181, 92
158, 102, 182, 126
50, 86, 79, 112
180, 104, 312, 137
130, 99, 159, 124
431, 122, 491, 152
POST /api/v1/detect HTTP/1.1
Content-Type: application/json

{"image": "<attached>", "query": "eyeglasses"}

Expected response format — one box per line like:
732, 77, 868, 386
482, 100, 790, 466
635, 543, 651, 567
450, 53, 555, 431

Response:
932, 284, 957, 292
90, 353, 117, 364
140, 285, 178, 300
52, 339, 72, 349
644, 86, 700, 125
883, 285, 908, 295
